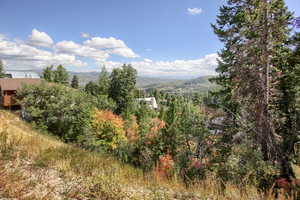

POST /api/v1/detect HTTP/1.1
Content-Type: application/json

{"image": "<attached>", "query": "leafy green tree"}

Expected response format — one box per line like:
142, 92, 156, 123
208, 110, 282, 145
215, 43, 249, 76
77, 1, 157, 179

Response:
54, 65, 69, 85
94, 95, 117, 111
17, 82, 94, 142
71, 75, 79, 89
0, 60, 6, 78
109, 64, 137, 115
84, 81, 99, 96
42, 65, 55, 82
98, 66, 110, 95
43, 65, 69, 85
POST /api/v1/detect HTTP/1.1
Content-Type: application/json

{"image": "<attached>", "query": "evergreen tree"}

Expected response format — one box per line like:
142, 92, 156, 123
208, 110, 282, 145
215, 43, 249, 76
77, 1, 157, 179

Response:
98, 66, 110, 95
54, 65, 69, 85
42, 65, 55, 82
84, 81, 99, 96
273, 33, 300, 179
109, 64, 137, 115
0, 60, 6, 78
212, 0, 294, 179
71, 75, 79, 89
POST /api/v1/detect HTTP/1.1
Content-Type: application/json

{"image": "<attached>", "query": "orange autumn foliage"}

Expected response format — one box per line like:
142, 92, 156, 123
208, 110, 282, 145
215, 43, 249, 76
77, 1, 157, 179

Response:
125, 115, 139, 143
155, 154, 175, 179
92, 110, 126, 150
147, 118, 166, 139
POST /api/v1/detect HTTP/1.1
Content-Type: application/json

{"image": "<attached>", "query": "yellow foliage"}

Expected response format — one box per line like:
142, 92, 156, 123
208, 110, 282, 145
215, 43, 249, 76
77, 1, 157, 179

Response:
92, 110, 126, 150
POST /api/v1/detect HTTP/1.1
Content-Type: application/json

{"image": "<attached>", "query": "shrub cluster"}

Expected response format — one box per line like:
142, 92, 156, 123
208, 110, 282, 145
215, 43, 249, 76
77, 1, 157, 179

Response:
18, 82, 94, 142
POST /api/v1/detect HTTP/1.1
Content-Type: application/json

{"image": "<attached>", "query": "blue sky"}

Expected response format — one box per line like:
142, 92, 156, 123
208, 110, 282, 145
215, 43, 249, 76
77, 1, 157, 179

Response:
0, 0, 299, 78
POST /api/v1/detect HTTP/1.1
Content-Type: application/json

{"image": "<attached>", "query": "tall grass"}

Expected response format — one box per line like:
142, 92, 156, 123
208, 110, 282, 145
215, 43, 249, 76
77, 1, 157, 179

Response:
0, 110, 289, 199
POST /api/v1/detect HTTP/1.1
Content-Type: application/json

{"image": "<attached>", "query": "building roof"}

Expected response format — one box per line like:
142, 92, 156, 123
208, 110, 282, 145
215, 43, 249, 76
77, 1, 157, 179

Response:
0, 78, 42, 91
137, 97, 158, 109
5, 71, 40, 79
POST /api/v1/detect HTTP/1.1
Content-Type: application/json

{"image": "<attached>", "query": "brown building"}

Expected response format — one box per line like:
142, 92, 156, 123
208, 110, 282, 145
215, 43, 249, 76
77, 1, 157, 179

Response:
0, 78, 41, 107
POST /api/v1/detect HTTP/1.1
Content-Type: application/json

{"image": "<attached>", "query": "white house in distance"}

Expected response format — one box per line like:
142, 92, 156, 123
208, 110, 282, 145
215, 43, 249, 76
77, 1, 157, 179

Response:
137, 97, 158, 110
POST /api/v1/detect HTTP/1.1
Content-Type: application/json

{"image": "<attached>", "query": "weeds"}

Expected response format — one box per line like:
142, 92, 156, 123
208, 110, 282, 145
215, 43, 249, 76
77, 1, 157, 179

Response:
0, 127, 21, 160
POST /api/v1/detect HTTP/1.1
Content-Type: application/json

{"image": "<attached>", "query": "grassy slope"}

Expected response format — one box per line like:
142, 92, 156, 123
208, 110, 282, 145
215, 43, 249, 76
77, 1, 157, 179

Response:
0, 110, 284, 200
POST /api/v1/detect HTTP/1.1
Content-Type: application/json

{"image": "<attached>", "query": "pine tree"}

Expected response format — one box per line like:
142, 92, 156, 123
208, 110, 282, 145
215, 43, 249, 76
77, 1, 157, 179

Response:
0, 60, 6, 78
54, 65, 69, 85
272, 33, 300, 179
212, 0, 294, 178
98, 66, 110, 95
108, 64, 137, 115
71, 75, 79, 89
84, 81, 99, 96
42, 65, 55, 82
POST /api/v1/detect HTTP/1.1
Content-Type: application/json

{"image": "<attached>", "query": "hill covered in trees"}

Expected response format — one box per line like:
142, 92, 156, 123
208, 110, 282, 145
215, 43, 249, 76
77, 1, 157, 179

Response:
141, 75, 218, 94
70, 71, 217, 93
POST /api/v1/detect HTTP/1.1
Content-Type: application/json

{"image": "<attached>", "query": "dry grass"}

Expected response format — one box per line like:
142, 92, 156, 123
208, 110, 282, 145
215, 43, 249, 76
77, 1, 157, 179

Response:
0, 110, 291, 199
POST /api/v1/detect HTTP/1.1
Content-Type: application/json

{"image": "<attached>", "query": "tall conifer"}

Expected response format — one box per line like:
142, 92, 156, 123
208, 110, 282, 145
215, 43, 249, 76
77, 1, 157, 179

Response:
212, 0, 294, 179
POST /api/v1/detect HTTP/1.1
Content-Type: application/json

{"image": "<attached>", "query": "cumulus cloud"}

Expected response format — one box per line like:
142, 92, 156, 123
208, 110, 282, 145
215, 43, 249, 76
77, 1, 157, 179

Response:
55, 40, 109, 61
0, 29, 218, 77
28, 29, 54, 48
94, 53, 218, 77
0, 34, 6, 40
0, 35, 86, 70
144, 58, 152, 62
81, 32, 90, 38
108, 48, 139, 58
187, 8, 203, 15
84, 36, 126, 49
84, 36, 139, 58
0, 29, 139, 70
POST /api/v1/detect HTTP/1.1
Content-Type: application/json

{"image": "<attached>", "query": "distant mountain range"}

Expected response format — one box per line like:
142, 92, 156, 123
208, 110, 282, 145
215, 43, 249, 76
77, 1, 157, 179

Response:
68, 71, 181, 88
140, 75, 218, 94
5, 70, 218, 93
70, 72, 218, 93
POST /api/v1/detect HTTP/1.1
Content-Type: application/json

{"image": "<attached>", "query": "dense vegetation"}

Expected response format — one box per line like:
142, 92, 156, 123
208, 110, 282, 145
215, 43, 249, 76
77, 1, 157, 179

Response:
8, 0, 300, 199
0, 60, 5, 78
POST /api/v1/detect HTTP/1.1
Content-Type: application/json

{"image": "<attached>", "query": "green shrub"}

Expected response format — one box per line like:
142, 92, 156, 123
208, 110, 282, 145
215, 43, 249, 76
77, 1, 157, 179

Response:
212, 143, 277, 188
94, 95, 117, 111
17, 82, 94, 142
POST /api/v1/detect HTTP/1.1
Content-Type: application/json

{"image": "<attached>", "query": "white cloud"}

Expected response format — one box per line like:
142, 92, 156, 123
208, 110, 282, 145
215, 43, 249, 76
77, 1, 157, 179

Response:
81, 32, 90, 38
84, 37, 127, 49
108, 48, 139, 58
187, 8, 203, 15
55, 40, 109, 61
0, 36, 86, 70
144, 58, 152, 62
28, 29, 54, 48
84, 36, 139, 58
0, 34, 6, 41
94, 53, 218, 77
0, 30, 218, 77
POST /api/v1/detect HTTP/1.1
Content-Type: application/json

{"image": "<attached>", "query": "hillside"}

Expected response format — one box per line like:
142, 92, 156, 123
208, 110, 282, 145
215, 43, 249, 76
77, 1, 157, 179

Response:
71, 72, 217, 93
141, 75, 218, 93
0, 110, 271, 200
70, 71, 183, 88
6, 70, 216, 93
